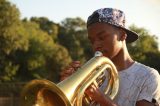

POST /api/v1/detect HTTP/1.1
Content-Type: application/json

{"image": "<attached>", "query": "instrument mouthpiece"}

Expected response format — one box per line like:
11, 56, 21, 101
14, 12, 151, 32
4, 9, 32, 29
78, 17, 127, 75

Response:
94, 51, 103, 57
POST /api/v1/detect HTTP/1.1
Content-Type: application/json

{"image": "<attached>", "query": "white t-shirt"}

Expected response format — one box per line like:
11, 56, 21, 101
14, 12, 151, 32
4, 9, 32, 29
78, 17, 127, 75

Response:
99, 62, 160, 106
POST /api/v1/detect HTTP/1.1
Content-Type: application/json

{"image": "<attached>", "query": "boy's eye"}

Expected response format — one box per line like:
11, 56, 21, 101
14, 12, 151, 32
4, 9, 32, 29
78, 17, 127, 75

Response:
99, 36, 104, 40
99, 35, 105, 40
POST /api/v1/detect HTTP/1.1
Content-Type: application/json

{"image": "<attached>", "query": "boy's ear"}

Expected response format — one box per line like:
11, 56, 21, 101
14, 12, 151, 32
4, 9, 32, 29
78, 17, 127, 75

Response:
120, 29, 127, 41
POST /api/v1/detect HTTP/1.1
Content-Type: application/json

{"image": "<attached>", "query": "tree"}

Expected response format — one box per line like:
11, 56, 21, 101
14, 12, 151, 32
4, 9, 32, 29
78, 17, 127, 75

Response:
15, 21, 72, 82
15, 21, 55, 81
0, 0, 28, 81
46, 44, 72, 82
127, 24, 160, 72
30, 17, 59, 41
58, 17, 92, 63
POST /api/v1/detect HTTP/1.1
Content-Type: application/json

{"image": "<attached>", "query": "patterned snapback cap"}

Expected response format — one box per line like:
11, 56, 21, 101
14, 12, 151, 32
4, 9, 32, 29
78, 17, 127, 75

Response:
87, 8, 138, 43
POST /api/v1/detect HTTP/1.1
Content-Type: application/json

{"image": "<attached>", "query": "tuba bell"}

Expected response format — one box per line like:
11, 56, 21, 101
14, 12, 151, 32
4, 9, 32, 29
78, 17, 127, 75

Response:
21, 51, 119, 106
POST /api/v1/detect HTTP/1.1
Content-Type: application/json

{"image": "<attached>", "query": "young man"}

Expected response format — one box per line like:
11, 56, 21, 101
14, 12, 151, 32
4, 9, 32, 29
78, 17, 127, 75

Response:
60, 8, 160, 106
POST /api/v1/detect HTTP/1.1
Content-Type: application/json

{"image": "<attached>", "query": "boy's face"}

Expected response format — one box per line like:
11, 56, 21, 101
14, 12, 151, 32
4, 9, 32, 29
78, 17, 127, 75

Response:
87, 23, 123, 59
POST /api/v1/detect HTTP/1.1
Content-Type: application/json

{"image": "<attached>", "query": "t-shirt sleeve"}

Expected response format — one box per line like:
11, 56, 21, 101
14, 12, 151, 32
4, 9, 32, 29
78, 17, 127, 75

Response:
137, 69, 160, 105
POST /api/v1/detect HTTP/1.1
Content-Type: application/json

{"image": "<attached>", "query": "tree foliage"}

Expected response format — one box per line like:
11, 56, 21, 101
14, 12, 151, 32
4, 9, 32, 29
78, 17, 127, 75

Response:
0, 0, 72, 82
127, 24, 160, 71
58, 17, 93, 63
14, 20, 72, 82
0, 0, 28, 81
30, 17, 59, 41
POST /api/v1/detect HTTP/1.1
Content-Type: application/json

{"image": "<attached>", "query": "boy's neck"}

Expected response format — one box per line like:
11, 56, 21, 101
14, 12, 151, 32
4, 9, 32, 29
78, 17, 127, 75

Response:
111, 44, 134, 72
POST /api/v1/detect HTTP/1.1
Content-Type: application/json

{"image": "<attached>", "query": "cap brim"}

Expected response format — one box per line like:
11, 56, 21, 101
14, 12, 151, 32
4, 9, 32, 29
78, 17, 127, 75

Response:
122, 28, 139, 43
87, 21, 139, 43
111, 24, 139, 43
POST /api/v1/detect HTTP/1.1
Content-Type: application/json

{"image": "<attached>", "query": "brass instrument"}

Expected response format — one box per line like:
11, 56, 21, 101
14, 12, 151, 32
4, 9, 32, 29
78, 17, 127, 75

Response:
21, 51, 119, 106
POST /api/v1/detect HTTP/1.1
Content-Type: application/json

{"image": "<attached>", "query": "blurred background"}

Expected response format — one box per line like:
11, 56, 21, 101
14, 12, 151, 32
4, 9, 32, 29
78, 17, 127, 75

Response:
0, 0, 160, 105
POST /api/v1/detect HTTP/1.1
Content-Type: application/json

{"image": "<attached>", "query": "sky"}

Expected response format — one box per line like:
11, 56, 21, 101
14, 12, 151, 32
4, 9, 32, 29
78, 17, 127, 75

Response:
10, 0, 160, 45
